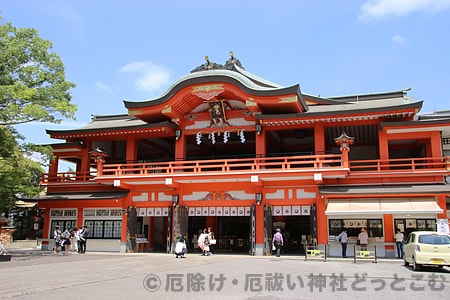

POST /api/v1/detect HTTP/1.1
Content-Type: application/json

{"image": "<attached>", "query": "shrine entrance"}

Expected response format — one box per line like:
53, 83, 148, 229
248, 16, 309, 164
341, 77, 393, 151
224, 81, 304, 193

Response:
185, 206, 256, 254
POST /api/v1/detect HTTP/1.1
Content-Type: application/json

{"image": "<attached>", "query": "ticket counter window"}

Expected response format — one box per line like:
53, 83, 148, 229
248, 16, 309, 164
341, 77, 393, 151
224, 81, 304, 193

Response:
394, 219, 436, 238
329, 219, 384, 239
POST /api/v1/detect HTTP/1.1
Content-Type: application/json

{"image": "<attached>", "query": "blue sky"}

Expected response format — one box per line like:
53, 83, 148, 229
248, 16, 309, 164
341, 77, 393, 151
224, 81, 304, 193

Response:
2, 0, 450, 146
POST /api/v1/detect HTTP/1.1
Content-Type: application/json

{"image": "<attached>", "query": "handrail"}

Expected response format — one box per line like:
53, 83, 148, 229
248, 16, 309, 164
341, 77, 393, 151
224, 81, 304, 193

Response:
348, 157, 448, 173
41, 155, 449, 184
100, 154, 343, 177
41, 171, 95, 183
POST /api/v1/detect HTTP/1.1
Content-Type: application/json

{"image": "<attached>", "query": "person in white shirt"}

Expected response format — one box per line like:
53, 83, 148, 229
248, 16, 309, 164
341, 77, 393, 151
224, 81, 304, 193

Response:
337, 229, 348, 258
175, 237, 186, 258
197, 229, 206, 254
394, 230, 405, 258
358, 228, 369, 251
53, 225, 62, 253
75, 226, 82, 254
207, 227, 215, 255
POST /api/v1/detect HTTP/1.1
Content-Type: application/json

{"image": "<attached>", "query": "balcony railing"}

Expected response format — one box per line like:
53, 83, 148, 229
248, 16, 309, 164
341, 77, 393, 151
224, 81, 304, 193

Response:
41, 171, 97, 183
41, 155, 450, 184
348, 157, 449, 173
100, 154, 343, 177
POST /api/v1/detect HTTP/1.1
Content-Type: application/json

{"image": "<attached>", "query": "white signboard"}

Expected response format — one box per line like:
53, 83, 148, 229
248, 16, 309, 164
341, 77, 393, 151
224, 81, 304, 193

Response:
138, 208, 146, 217
292, 206, 301, 215
283, 206, 292, 216
162, 207, 169, 216
273, 206, 283, 216
202, 207, 209, 216
188, 207, 196, 216
223, 207, 230, 216
209, 207, 216, 216
216, 207, 223, 216
437, 219, 449, 233
230, 207, 237, 216
195, 207, 202, 216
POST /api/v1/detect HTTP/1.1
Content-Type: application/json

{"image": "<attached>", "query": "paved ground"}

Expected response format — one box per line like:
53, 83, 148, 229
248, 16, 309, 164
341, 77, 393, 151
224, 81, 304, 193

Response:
1, 247, 449, 299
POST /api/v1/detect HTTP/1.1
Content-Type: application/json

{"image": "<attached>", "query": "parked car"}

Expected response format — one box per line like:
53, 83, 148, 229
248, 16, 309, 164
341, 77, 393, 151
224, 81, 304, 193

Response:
403, 231, 450, 271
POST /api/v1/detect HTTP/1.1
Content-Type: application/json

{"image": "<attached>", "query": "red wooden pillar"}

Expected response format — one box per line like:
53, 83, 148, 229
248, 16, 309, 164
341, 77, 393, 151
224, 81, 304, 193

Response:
255, 202, 265, 247
384, 214, 394, 242
48, 156, 59, 181
175, 129, 186, 161
378, 130, 389, 171
316, 196, 327, 245
42, 208, 51, 250
81, 141, 92, 180
437, 194, 447, 219
314, 122, 325, 154
384, 214, 395, 256
77, 207, 84, 227
121, 194, 133, 244
80, 149, 89, 180
126, 136, 137, 163
255, 123, 266, 157
430, 131, 444, 169
255, 123, 266, 254
341, 149, 350, 168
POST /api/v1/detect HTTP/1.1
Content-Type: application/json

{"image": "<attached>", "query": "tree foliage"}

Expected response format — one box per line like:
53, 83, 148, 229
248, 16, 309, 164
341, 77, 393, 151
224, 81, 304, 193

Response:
0, 20, 77, 126
0, 17, 78, 211
0, 127, 42, 212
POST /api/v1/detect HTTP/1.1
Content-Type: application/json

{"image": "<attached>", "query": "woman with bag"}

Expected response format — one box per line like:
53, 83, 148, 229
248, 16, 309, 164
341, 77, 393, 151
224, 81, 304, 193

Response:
207, 227, 216, 255
198, 229, 211, 256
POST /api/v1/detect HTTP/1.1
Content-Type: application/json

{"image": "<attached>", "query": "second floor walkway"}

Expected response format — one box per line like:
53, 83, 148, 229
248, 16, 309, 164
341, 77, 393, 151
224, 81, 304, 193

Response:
41, 154, 450, 188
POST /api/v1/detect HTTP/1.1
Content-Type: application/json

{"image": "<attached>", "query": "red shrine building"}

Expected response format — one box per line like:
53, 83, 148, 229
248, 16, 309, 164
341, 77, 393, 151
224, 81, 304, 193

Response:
38, 53, 450, 257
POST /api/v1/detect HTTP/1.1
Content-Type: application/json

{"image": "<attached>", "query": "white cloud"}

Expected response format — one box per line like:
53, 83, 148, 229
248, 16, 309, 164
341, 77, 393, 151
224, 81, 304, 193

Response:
359, 0, 450, 20
94, 81, 113, 93
120, 61, 170, 92
392, 34, 407, 44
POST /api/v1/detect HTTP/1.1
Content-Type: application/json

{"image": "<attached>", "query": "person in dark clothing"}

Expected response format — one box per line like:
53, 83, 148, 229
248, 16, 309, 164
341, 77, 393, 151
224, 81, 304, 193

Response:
337, 229, 348, 258
79, 225, 89, 254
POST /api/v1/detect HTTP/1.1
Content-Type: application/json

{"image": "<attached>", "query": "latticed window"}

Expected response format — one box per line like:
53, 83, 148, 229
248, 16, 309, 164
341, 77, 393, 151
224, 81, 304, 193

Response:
84, 220, 122, 238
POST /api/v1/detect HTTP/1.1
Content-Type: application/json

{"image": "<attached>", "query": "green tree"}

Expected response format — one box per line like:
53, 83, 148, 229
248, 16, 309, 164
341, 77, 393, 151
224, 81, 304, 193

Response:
0, 20, 77, 126
0, 127, 42, 212
0, 17, 77, 211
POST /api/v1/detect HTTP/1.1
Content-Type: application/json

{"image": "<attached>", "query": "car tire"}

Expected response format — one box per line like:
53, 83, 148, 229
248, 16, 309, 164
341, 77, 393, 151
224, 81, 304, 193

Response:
413, 257, 421, 271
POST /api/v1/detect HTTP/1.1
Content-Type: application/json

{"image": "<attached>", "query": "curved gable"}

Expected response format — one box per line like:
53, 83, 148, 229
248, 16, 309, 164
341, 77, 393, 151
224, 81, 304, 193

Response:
124, 56, 308, 125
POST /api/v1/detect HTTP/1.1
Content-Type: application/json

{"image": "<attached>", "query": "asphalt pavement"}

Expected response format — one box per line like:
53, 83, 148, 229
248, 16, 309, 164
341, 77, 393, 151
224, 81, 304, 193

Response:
1, 248, 449, 299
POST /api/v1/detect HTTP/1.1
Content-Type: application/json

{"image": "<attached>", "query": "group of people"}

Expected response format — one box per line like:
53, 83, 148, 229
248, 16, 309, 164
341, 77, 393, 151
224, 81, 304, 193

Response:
174, 226, 216, 258
338, 227, 405, 258
53, 225, 89, 255
196, 227, 215, 257
337, 227, 369, 258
